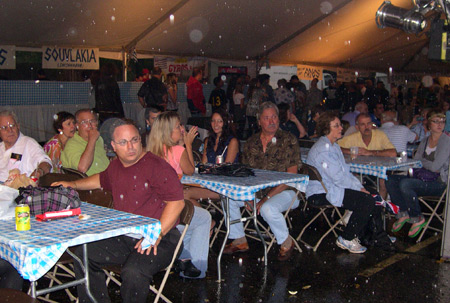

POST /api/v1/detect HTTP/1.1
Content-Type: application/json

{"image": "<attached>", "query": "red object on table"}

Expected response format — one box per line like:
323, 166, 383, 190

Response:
35, 208, 81, 222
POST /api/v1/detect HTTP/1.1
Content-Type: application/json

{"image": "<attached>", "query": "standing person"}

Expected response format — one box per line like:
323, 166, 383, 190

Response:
186, 67, 206, 115
323, 79, 340, 110
43, 111, 76, 173
0, 110, 51, 182
233, 83, 246, 138
165, 73, 178, 112
246, 78, 264, 136
223, 102, 301, 261
306, 112, 378, 253
258, 74, 275, 103
53, 119, 185, 302
387, 110, 450, 238
61, 109, 109, 176
147, 112, 211, 279
137, 67, 168, 110
208, 76, 227, 112
94, 63, 124, 123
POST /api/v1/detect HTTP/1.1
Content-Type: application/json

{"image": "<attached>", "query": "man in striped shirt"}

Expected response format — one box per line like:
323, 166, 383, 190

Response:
380, 111, 418, 153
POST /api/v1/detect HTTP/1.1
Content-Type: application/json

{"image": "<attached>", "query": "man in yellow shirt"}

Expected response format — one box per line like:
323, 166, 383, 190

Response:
339, 113, 396, 157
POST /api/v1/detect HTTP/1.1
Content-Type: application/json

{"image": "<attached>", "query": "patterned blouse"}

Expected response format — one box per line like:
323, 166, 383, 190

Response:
43, 135, 63, 173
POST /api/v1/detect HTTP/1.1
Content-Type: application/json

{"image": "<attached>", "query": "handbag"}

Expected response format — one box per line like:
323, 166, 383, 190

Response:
15, 185, 82, 215
412, 168, 440, 182
199, 163, 255, 177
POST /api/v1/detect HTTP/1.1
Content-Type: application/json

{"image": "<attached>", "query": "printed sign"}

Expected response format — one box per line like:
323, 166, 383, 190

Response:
0, 45, 16, 69
297, 64, 323, 81
42, 46, 99, 69
337, 68, 357, 82
154, 56, 208, 78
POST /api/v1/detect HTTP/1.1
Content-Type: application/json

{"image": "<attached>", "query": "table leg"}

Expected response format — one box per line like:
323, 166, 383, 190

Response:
251, 197, 267, 266
217, 195, 230, 282
82, 244, 97, 303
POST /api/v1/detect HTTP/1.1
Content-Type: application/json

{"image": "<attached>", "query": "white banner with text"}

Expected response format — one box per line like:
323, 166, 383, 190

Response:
42, 46, 99, 69
297, 64, 323, 81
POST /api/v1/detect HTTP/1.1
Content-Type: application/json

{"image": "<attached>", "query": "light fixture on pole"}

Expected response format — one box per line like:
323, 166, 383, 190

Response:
376, 1, 427, 34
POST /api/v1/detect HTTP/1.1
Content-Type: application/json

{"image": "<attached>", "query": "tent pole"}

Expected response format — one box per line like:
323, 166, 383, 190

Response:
122, 49, 127, 82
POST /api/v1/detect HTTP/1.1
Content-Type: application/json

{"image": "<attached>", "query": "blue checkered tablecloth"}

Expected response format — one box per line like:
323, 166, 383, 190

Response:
0, 202, 161, 281
345, 155, 422, 180
181, 169, 309, 200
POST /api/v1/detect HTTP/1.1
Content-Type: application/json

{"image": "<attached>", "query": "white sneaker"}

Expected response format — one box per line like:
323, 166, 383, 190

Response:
336, 236, 367, 254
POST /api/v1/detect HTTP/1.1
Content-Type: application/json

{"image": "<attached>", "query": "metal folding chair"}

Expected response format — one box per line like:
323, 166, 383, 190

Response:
296, 164, 348, 252
105, 200, 195, 303
417, 187, 447, 242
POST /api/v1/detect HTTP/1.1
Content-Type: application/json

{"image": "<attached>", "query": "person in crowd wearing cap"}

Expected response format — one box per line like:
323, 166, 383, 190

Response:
0, 110, 51, 182
137, 67, 168, 110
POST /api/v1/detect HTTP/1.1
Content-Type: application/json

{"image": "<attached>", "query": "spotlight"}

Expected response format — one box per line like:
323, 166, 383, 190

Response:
376, 1, 427, 34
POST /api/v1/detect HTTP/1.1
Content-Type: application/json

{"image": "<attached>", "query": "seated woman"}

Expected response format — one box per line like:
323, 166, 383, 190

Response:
43, 111, 76, 173
387, 109, 449, 238
278, 103, 307, 139
184, 110, 239, 206
306, 112, 377, 254
147, 111, 211, 279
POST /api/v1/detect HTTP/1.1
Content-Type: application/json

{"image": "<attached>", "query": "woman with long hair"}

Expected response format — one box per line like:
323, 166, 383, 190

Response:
165, 73, 178, 111
146, 111, 210, 279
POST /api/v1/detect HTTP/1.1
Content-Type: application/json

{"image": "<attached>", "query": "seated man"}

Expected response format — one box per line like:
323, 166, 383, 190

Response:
338, 113, 397, 157
0, 110, 51, 182
380, 110, 418, 153
53, 119, 185, 302
61, 109, 109, 176
224, 102, 301, 261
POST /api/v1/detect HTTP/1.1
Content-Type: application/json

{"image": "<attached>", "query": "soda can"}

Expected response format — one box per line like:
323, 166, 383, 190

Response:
216, 155, 224, 164
16, 204, 30, 231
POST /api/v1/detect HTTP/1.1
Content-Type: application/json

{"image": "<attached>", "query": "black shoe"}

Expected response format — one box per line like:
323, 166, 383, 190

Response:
174, 259, 201, 278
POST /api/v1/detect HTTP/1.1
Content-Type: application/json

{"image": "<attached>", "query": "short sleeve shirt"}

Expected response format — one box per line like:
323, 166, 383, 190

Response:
99, 152, 184, 220
338, 129, 395, 151
242, 129, 300, 172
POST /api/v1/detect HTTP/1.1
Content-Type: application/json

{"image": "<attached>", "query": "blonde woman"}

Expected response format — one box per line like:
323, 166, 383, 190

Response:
165, 73, 178, 111
146, 111, 210, 279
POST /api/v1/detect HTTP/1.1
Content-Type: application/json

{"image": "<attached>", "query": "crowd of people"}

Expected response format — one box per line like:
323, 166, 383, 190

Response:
1, 69, 450, 302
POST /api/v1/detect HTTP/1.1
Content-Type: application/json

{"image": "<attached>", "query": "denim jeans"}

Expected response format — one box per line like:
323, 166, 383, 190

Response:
386, 175, 446, 219
176, 206, 211, 279
228, 190, 299, 245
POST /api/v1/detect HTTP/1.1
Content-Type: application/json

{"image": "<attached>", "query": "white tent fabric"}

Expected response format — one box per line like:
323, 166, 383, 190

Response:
0, 0, 449, 74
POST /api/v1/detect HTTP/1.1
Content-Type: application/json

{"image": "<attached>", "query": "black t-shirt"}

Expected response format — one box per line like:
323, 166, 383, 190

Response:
137, 78, 167, 107
208, 88, 227, 110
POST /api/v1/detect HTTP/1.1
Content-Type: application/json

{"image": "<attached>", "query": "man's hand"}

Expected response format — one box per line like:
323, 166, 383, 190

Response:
134, 236, 161, 256
245, 199, 265, 215
360, 187, 370, 195
51, 181, 75, 188
87, 129, 100, 143
358, 147, 372, 156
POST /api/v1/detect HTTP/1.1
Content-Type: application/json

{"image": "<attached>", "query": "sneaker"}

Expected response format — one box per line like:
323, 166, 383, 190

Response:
336, 236, 367, 254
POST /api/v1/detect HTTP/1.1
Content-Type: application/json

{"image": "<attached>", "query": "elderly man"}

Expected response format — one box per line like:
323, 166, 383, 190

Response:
380, 110, 418, 153
0, 110, 51, 181
53, 119, 184, 302
61, 109, 109, 176
339, 113, 397, 157
223, 102, 301, 261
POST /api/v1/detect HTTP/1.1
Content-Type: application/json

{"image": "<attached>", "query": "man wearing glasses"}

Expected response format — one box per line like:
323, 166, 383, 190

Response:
0, 110, 51, 182
61, 109, 109, 176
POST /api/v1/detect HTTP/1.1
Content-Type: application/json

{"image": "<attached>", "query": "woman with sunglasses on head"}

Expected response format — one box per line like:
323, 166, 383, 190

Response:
387, 109, 450, 238
146, 111, 210, 279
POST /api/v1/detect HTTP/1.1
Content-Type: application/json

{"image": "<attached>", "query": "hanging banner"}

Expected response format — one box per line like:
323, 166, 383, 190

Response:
154, 56, 208, 79
337, 68, 357, 82
0, 45, 16, 69
42, 46, 99, 69
297, 64, 323, 81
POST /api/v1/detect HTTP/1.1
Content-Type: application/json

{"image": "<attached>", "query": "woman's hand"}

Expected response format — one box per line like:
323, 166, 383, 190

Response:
184, 126, 198, 147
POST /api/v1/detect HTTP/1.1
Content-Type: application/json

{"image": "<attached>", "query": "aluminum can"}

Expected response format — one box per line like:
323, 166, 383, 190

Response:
15, 204, 30, 231
400, 151, 407, 162
216, 155, 224, 164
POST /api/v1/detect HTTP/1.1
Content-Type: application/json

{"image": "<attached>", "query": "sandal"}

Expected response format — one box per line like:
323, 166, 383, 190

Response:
408, 219, 426, 238
391, 217, 410, 233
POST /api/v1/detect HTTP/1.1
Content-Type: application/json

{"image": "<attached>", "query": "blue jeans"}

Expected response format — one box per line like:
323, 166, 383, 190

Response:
176, 206, 211, 279
228, 190, 299, 245
386, 175, 446, 220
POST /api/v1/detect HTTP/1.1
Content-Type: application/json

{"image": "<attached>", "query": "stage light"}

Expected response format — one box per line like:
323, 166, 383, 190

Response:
376, 1, 427, 34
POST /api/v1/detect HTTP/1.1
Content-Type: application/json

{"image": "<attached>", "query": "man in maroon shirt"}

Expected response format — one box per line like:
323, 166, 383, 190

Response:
53, 119, 184, 303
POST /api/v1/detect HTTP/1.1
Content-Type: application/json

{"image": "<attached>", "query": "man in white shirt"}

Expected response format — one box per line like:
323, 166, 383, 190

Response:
0, 110, 51, 182
380, 111, 418, 153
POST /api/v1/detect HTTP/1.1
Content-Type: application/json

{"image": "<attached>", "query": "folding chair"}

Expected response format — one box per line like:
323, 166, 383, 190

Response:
296, 164, 348, 252
199, 197, 225, 248
417, 187, 447, 243
105, 200, 195, 303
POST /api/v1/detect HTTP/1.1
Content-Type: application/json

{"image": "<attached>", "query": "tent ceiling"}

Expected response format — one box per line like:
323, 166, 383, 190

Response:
1, 0, 449, 74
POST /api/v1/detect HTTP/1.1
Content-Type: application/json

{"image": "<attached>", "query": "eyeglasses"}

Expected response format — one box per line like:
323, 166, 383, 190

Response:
78, 119, 98, 126
113, 136, 141, 146
430, 119, 446, 125
0, 123, 17, 131
331, 123, 343, 128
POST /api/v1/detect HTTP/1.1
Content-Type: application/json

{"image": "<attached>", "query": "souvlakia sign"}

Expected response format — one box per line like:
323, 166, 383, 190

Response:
42, 46, 99, 69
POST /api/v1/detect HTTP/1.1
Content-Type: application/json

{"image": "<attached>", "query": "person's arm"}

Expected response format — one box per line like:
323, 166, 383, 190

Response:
77, 129, 100, 173
168, 86, 177, 105
239, 96, 245, 109
181, 126, 198, 174
358, 148, 397, 157
224, 138, 239, 163
138, 96, 146, 108
289, 113, 307, 138
420, 136, 450, 172
201, 138, 208, 164
30, 162, 52, 179
52, 174, 101, 190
